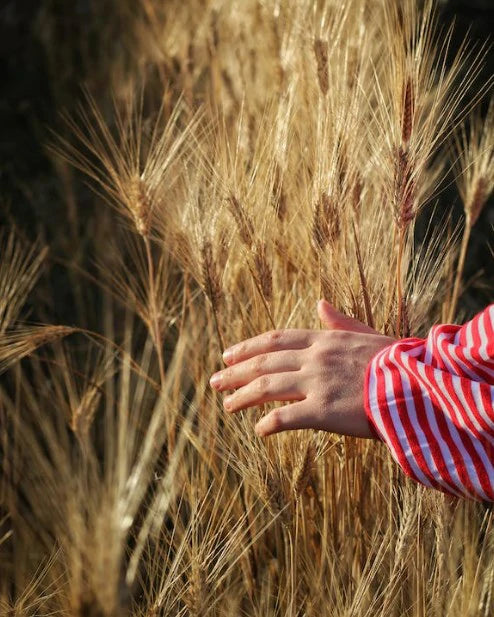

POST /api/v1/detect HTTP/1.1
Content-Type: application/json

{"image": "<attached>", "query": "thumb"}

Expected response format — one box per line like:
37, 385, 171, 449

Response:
317, 299, 376, 334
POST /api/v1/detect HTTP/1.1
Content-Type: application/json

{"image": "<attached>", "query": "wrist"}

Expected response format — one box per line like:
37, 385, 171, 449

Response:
363, 343, 390, 442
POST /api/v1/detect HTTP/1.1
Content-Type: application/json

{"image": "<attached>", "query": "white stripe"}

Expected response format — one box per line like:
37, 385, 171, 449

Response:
393, 339, 424, 358
478, 311, 494, 364
466, 318, 474, 347
465, 319, 494, 378
367, 350, 427, 485
436, 371, 494, 497
435, 332, 457, 373
390, 347, 464, 496
489, 305, 494, 331
400, 354, 468, 498
415, 362, 480, 500
367, 353, 395, 445
434, 325, 488, 382
449, 344, 483, 381
425, 327, 434, 365
470, 381, 494, 435
451, 376, 494, 447
430, 369, 491, 500
462, 347, 494, 378
432, 329, 482, 383
378, 351, 434, 487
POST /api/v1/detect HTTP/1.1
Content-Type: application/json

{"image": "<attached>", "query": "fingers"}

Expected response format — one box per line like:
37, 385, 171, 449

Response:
210, 349, 302, 391
223, 372, 305, 413
222, 329, 314, 366
255, 400, 313, 437
317, 299, 376, 334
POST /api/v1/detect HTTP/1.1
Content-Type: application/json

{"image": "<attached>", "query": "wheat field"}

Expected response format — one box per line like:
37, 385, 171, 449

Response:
1, 0, 494, 615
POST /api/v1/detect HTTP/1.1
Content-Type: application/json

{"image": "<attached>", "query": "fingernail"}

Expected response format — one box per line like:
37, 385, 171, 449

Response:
223, 396, 233, 411
209, 372, 222, 389
223, 348, 234, 364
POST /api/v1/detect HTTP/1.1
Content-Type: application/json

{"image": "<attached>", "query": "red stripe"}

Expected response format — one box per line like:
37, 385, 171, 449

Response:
478, 383, 494, 464
373, 354, 423, 484
441, 372, 494, 499
409, 358, 479, 498
436, 331, 462, 377
397, 351, 464, 496
364, 359, 384, 441
386, 346, 447, 493
426, 367, 492, 495
430, 325, 460, 371
460, 378, 494, 440
446, 340, 483, 381
484, 306, 494, 343
476, 382, 494, 474
480, 383, 494, 429
470, 311, 483, 350
429, 326, 446, 370
479, 309, 494, 367
446, 375, 485, 441
368, 306, 494, 501
454, 342, 493, 383
468, 312, 494, 371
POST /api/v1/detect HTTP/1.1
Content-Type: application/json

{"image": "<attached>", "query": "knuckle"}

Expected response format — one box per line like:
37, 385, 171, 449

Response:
266, 330, 283, 345
256, 375, 271, 395
313, 343, 331, 364
252, 354, 267, 375
237, 342, 248, 357
326, 330, 345, 345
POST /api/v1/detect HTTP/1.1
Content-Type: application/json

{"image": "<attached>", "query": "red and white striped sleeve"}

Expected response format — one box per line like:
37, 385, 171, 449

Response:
364, 304, 494, 502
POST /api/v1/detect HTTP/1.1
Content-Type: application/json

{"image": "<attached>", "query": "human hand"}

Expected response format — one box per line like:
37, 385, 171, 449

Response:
209, 300, 395, 438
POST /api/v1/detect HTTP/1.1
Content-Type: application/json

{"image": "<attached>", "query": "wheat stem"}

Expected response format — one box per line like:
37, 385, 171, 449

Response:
247, 261, 276, 330
210, 300, 225, 354
351, 218, 374, 329
200, 241, 225, 353
144, 236, 166, 387
395, 226, 406, 337
448, 219, 472, 323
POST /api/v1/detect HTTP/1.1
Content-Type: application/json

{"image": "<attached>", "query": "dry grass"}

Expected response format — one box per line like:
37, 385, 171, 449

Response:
1, 0, 494, 615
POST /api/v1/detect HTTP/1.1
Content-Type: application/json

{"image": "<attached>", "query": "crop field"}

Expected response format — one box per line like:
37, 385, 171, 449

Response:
0, 1, 493, 615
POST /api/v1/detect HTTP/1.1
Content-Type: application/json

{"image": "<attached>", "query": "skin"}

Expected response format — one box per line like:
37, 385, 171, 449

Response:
209, 299, 395, 439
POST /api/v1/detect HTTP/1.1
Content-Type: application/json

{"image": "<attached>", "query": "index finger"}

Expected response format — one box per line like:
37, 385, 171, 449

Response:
222, 329, 314, 366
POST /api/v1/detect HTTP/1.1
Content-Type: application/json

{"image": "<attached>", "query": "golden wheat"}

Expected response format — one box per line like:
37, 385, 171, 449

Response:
1, 1, 493, 616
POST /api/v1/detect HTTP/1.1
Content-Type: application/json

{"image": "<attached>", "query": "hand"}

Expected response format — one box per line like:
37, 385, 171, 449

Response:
209, 300, 395, 438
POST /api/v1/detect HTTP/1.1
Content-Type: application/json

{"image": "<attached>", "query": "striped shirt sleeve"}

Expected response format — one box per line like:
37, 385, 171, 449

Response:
364, 304, 494, 502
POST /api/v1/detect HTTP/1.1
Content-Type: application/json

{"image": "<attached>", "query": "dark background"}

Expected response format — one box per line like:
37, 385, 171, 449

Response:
0, 0, 493, 322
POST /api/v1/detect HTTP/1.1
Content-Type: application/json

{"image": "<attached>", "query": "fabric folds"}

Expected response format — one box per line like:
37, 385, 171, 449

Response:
364, 305, 494, 502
